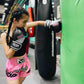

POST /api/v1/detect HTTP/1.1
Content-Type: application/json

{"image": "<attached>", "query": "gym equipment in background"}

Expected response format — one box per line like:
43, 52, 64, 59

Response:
26, 7, 35, 54
35, 0, 56, 80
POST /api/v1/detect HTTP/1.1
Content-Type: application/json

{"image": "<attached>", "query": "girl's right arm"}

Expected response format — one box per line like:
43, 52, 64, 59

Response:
1, 32, 15, 59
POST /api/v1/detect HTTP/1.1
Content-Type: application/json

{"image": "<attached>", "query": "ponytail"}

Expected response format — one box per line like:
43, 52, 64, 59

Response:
6, 17, 13, 45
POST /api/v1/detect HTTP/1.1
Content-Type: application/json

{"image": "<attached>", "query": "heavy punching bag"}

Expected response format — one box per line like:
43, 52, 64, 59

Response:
35, 0, 56, 79
60, 0, 84, 84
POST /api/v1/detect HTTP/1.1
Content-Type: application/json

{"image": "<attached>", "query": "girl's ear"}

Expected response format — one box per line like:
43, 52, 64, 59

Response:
13, 18, 19, 24
13, 18, 17, 22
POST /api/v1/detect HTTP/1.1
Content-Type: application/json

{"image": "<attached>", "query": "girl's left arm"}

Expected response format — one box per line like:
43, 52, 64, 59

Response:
25, 21, 45, 30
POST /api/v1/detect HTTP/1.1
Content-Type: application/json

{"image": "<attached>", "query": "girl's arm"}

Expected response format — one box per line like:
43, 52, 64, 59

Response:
1, 33, 15, 59
25, 20, 61, 30
25, 21, 45, 30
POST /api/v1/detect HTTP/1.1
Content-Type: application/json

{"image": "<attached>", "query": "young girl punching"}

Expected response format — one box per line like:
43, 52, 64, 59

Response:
1, 7, 61, 84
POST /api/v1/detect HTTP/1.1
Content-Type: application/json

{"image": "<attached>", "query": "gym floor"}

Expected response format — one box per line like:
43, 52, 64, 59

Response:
0, 44, 60, 84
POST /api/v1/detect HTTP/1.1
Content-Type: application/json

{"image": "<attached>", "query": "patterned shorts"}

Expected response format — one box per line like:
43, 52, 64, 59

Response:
5, 53, 31, 80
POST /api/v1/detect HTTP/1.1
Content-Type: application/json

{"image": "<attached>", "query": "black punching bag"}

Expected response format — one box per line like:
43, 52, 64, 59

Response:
35, 0, 56, 80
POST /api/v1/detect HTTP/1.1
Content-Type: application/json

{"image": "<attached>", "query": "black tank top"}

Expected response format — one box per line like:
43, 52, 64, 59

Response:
13, 36, 28, 57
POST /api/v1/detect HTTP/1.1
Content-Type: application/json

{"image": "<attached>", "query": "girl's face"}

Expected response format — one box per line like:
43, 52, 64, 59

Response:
14, 14, 29, 28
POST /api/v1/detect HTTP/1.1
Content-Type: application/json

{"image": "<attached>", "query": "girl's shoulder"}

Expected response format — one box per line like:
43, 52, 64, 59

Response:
1, 31, 7, 39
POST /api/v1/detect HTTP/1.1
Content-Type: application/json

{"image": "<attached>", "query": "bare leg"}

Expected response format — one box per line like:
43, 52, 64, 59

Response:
19, 77, 26, 84
6, 77, 20, 84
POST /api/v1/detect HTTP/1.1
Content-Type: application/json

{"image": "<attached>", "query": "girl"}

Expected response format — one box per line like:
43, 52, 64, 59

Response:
1, 7, 60, 84
1, 7, 45, 84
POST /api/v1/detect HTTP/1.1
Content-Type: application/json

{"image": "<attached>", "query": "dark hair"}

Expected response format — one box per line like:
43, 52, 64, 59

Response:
6, 7, 29, 45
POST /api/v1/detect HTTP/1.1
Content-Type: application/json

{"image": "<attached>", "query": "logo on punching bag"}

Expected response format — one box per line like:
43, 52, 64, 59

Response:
42, 0, 47, 5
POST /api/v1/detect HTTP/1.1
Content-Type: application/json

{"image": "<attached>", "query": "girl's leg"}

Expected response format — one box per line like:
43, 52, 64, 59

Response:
19, 77, 26, 84
6, 77, 20, 84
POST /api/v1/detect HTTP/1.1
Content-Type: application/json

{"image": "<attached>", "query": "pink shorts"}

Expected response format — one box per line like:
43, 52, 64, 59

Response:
5, 53, 31, 80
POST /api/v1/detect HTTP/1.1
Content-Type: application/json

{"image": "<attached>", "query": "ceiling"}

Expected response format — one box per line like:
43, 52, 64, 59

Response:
0, 0, 15, 24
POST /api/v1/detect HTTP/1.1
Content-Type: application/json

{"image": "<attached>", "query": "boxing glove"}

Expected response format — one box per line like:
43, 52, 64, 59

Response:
10, 28, 27, 51
44, 19, 62, 32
